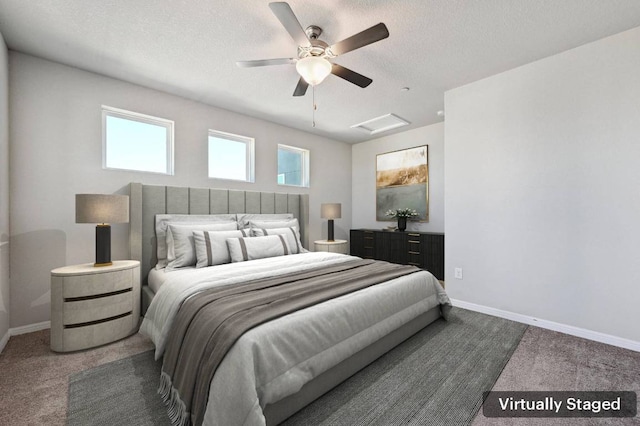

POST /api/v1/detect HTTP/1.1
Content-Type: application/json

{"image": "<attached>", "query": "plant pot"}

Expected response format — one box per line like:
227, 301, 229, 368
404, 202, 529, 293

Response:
397, 217, 407, 232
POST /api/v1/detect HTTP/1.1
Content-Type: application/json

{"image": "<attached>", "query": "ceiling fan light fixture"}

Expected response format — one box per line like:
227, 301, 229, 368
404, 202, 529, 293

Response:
296, 56, 332, 86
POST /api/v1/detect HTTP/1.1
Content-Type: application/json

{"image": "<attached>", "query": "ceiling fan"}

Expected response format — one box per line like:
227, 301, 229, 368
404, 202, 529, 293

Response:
236, 2, 389, 97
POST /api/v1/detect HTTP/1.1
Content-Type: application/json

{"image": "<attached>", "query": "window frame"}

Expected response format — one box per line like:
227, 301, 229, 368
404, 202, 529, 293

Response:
102, 106, 175, 175
277, 144, 310, 188
208, 129, 255, 183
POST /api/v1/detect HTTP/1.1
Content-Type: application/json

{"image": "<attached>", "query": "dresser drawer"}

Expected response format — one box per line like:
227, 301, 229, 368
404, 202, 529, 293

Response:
406, 233, 423, 267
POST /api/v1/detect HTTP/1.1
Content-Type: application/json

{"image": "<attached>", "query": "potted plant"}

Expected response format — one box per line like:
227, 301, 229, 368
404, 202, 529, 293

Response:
385, 208, 418, 232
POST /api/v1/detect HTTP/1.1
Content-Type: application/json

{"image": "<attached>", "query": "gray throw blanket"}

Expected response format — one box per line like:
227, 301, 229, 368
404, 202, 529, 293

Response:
159, 259, 422, 426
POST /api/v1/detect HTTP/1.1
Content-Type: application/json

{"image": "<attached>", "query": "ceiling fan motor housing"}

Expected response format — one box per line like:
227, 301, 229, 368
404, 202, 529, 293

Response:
299, 26, 333, 59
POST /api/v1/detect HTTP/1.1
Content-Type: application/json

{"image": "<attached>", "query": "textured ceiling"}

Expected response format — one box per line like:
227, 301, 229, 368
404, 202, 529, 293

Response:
1, 1, 640, 143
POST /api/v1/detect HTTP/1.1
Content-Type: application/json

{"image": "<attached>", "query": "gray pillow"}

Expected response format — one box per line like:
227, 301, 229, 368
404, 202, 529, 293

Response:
193, 229, 249, 268
166, 222, 238, 270
250, 226, 306, 254
154, 214, 236, 269
227, 235, 291, 263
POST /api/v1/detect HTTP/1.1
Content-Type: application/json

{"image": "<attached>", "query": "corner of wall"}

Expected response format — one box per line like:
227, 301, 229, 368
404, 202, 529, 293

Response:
0, 30, 11, 346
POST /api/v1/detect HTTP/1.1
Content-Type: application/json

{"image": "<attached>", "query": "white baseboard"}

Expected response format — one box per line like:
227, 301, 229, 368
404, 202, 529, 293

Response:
0, 329, 9, 353
0, 321, 51, 354
0, 321, 52, 354
10, 321, 51, 336
450, 299, 640, 352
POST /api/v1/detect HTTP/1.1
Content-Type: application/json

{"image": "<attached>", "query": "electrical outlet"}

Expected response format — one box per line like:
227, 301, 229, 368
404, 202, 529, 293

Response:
454, 267, 463, 280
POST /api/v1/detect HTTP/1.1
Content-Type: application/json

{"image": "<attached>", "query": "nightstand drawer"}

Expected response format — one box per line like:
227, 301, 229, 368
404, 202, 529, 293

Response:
62, 269, 133, 298
314, 239, 348, 254
63, 290, 133, 325
62, 313, 137, 352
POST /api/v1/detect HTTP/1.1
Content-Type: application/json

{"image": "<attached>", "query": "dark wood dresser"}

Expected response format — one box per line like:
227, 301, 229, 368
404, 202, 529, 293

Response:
350, 229, 444, 280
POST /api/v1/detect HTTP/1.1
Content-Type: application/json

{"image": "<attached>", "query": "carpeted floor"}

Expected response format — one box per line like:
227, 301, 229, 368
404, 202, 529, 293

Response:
1, 309, 639, 426
472, 326, 640, 426
0, 329, 153, 426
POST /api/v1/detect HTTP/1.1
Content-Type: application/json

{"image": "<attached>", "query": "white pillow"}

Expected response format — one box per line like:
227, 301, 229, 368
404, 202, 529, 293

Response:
154, 214, 236, 269
250, 226, 307, 254
166, 222, 238, 270
193, 229, 249, 268
247, 218, 300, 231
227, 235, 291, 263
237, 213, 293, 229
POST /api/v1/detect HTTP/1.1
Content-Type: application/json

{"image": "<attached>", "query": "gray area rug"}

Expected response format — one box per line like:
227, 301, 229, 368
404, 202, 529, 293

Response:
67, 350, 170, 426
67, 308, 527, 425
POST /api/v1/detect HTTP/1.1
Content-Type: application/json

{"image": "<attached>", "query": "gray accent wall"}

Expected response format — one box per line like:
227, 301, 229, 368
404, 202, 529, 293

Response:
444, 26, 640, 344
0, 32, 9, 346
351, 123, 444, 233
8, 52, 351, 328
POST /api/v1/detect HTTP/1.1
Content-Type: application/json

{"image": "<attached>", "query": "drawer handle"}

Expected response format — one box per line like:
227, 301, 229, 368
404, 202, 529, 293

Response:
408, 240, 420, 244
408, 251, 420, 255
64, 287, 132, 302
65, 311, 132, 329
408, 233, 420, 236
64, 288, 133, 302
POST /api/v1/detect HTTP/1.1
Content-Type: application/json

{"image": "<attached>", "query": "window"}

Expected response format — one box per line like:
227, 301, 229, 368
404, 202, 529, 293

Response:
102, 106, 174, 174
277, 144, 309, 187
208, 130, 255, 182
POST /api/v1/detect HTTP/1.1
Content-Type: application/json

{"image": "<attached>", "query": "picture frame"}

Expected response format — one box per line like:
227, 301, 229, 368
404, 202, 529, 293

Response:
376, 145, 428, 221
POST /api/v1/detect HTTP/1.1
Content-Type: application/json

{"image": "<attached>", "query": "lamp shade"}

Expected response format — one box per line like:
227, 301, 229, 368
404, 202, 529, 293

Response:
296, 56, 332, 86
321, 203, 342, 220
76, 194, 129, 224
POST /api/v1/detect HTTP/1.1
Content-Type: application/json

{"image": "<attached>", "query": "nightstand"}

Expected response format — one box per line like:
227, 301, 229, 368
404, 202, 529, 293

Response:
314, 239, 348, 254
50, 260, 140, 352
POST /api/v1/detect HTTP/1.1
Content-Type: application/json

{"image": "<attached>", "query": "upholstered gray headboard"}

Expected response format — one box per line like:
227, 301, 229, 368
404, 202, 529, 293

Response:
128, 182, 310, 287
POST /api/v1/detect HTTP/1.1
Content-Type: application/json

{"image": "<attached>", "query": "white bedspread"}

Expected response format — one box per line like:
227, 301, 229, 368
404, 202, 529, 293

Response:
139, 252, 450, 426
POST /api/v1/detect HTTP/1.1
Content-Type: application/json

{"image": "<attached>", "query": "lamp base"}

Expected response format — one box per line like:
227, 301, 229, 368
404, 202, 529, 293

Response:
327, 219, 335, 242
95, 224, 112, 267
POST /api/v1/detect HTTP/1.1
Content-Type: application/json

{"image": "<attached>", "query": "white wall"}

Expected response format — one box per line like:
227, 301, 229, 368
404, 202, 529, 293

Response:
0, 32, 10, 348
351, 123, 444, 233
445, 27, 640, 345
9, 52, 352, 328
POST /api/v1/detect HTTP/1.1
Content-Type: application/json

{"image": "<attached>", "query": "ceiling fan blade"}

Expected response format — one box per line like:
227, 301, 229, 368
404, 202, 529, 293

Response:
329, 23, 389, 56
269, 2, 309, 46
236, 58, 296, 68
331, 64, 373, 88
293, 77, 309, 96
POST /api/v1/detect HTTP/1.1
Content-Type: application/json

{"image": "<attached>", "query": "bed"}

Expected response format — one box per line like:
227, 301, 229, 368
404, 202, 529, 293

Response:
129, 182, 451, 426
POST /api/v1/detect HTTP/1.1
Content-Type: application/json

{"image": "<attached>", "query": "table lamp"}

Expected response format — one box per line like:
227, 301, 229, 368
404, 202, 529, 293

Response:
76, 194, 129, 266
321, 203, 341, 242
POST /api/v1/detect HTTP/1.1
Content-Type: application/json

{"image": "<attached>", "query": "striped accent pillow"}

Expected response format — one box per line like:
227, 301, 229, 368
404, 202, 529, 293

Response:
166, 223, 240, 270
193, 229, 249, 268
226, 235, 291, 263
250, 227, 305, 254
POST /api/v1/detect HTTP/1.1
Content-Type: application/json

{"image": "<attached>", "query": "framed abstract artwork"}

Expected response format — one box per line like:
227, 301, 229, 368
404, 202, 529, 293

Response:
376, 145, 428, 221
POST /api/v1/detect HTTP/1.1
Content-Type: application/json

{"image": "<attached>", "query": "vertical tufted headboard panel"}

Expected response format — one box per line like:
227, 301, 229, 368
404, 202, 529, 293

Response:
128, 182, 310, 287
